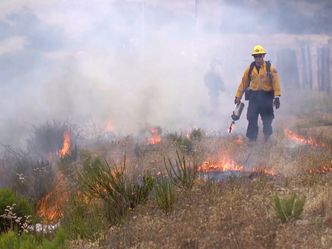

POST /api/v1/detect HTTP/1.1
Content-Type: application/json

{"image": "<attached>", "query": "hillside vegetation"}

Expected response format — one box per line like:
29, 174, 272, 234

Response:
0, 93, 332, 249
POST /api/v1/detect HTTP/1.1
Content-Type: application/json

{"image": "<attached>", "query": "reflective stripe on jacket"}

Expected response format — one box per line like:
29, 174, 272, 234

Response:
235, 62, 281, 98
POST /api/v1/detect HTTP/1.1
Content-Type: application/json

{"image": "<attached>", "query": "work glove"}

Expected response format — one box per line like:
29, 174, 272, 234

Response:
234, 97, 241, 105
274, 97, 280, 109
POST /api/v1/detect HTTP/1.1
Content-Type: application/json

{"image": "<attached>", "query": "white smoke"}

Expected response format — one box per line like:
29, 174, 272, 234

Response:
0, 0, 330, 148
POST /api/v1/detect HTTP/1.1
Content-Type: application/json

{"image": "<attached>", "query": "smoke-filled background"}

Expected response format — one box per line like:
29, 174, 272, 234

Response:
0, 0, 331, 148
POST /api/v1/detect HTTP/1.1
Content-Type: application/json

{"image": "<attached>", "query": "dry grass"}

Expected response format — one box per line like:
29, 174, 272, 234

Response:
101, 179, 277, 249
68, 100, 332, 249
71, 173, 332, 249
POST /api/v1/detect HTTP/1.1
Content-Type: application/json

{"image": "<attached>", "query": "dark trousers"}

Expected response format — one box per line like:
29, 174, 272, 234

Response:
246, 90, 274, 141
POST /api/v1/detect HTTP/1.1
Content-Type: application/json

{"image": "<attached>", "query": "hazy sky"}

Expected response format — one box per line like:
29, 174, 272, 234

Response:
0, 0, 330, 148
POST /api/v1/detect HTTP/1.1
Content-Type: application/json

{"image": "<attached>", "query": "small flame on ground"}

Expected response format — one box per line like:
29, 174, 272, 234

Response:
59, 131, 71, 157
252, 167, 278, 176
284, 128, 330, 150
284, 129, 332, 175
105, 120, 114, 132
199, 154, 277, 176
235, 135, 244, 144
148, 127, 161, 145
199, 155, 244, 172
307, 165, 332, 175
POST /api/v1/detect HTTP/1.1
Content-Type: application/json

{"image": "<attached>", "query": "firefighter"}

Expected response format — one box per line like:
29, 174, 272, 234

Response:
234, 45, 281, 142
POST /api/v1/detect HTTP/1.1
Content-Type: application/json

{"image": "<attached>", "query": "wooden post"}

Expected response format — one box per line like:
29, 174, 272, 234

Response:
300, 46, 307, 89
276, 48, 299, 90
307, 46, 313, 90
321, 46, 330, 93
317, 47, 322, 91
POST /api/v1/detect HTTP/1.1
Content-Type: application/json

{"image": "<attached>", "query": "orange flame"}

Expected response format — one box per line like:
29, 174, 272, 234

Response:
199, 154, 277, 176
37, 172, 68, 223
284, 128, 332, 152
307, 165, 332, 175
252, 167, 278, 176
59, 131, 71, 157
235, 135, 244, 145
199, 155, 244, 172
284, 129, 332, 175
105, 120, 114, 132
284, 128, 319, 146
148, 127, 161, 145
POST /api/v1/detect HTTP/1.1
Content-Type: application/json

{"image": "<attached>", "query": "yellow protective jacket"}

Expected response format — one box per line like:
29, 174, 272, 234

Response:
235, 62, 281, 99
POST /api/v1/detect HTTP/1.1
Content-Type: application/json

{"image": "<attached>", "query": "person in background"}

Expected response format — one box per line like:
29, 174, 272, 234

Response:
234, 45, 281, 142
204, 59, 225, 108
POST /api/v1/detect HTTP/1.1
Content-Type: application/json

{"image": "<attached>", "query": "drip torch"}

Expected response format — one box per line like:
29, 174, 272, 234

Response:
228, 102, 245, 134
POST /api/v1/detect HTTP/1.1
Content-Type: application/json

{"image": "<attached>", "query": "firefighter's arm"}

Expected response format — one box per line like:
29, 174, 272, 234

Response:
235, 68, 250, 99
271, 66, 281, 97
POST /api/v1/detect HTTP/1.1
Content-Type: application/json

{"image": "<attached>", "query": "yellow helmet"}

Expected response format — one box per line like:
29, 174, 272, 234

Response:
252, 45, 266, 55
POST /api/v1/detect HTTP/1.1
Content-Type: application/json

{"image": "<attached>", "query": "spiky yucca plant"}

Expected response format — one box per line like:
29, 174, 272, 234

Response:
78, 154, 128, 223
78, 154, 154, 224
167, 133, 193, 154
126, 173, 154, 209
155, 179, 175, 214
274, 193, 306, 222
189, 128, 204, 141
164, 151, 198, 190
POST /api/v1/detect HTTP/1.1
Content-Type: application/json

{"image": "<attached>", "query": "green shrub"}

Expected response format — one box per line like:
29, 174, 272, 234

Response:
0, 228, 67, 249
154, 178, 175, 214
164, 151, 198, 190
0, 230, 19, 249
0, 189, 33, 233
274, 193, 306, 222
62, 195, 105, 240
42, 228, 67, 249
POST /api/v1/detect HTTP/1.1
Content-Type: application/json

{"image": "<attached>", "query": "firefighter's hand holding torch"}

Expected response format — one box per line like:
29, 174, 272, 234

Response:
229, 100, 245, 134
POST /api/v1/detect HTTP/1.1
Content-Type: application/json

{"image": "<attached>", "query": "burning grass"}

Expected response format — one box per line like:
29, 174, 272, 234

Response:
36, 172, 68, 223
2, 99, 332, 248
55, 129, 327, 248
66, 110, 332, 248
